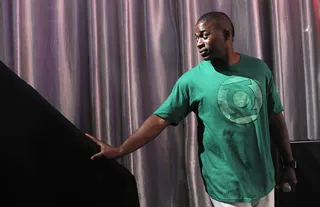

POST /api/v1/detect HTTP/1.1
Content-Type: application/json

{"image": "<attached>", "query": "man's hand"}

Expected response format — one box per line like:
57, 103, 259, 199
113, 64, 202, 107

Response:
86, 115, 169, 161
281, 168, 298, 191
86, 133, 123, 160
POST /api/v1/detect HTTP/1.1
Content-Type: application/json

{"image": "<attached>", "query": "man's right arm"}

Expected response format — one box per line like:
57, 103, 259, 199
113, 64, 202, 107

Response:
87, 114, 170, 159
117, 114, 170, 156
88, 75, 191, 159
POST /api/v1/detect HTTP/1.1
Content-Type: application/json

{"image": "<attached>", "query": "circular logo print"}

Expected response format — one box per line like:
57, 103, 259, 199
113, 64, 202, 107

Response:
217, 76, 263, 124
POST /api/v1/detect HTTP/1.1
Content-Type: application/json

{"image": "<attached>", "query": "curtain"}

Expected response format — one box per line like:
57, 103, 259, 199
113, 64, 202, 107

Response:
0, 0, 319, 206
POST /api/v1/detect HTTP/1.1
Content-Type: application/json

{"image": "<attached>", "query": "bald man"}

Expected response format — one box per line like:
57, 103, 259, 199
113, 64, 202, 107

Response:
87, 11, 297, 207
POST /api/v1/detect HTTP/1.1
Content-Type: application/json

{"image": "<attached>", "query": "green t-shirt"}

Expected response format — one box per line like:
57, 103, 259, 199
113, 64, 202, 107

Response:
153, 54, 284, 202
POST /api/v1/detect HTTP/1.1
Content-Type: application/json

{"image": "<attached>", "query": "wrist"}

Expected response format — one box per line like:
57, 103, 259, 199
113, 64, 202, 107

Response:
282, 159, 297, 169
116, 146, 124, 156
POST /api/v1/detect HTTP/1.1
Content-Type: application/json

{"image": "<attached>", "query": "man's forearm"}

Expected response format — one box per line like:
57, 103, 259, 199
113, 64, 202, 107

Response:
118, 114, 170, 157
270, 112, 294, 162
274, 125, 294, 163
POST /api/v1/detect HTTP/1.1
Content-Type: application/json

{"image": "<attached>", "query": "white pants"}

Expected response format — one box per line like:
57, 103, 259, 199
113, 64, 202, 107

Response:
210, 189, 274, 207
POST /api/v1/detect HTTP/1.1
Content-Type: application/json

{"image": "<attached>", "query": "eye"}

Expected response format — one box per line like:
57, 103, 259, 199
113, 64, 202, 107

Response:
203, 33, 209, 39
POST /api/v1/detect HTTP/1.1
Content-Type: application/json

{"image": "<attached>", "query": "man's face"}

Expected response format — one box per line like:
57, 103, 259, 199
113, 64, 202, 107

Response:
194, 21, 227, 60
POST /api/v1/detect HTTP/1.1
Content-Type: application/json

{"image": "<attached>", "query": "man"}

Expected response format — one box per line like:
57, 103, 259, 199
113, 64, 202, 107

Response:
86, 11, 297, 207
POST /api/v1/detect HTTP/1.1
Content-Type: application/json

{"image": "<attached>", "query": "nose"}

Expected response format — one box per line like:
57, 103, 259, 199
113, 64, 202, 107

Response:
197, 38, 204, 49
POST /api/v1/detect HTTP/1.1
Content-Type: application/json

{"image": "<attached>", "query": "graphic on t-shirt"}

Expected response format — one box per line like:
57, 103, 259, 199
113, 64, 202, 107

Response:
217, 76, 263, 124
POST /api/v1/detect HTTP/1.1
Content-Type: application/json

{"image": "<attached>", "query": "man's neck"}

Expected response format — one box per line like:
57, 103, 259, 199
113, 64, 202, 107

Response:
211, 52, 240, 67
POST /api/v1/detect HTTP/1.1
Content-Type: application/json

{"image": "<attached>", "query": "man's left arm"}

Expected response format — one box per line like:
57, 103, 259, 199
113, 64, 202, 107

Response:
269, 112, 298, 190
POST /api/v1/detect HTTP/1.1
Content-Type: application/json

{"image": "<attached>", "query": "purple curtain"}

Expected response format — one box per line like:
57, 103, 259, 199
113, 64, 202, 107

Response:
0, 0, 319, 206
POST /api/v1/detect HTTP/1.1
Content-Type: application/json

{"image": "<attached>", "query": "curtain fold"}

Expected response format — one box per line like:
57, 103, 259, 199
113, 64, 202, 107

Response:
0, 0, 319, 206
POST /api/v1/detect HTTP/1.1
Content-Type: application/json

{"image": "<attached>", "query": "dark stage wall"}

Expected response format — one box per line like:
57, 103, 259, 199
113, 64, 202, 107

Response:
275, 140, 320, 207
0, 61, 140, 207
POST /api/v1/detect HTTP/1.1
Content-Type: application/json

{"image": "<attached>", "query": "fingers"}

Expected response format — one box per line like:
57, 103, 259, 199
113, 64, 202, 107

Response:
279, 180, 297, 192
85, 133, 113, 148
85, 133, 102, 145
290, 181, 297, 192
90, 151, 105, 160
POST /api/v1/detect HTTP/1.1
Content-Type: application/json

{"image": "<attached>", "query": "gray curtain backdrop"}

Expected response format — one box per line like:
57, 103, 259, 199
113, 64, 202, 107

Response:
0, 0, 319, 206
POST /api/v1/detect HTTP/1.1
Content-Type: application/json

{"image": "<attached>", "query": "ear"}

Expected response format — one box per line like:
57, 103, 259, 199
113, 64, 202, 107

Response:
223, 30, 231, 40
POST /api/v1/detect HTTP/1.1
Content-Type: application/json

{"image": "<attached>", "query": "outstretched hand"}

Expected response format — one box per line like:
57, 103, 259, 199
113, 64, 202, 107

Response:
85, 133, 123, 160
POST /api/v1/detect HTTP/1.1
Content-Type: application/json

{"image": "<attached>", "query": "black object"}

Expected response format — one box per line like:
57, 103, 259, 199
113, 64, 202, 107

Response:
276, 140, 320, 207
282, 159, 297, 169
0, 60, 140, 207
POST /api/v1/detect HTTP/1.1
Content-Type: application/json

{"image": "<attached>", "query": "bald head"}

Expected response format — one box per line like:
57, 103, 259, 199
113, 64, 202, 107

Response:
197, 11, 234, 41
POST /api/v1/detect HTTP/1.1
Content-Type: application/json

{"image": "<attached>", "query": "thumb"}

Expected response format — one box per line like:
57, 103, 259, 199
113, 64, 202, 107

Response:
90, 151, 105, 160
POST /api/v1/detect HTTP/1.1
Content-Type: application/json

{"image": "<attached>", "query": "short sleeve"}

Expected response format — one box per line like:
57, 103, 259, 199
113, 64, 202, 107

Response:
153, 77, 192, 125
267, 72, 284, 114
